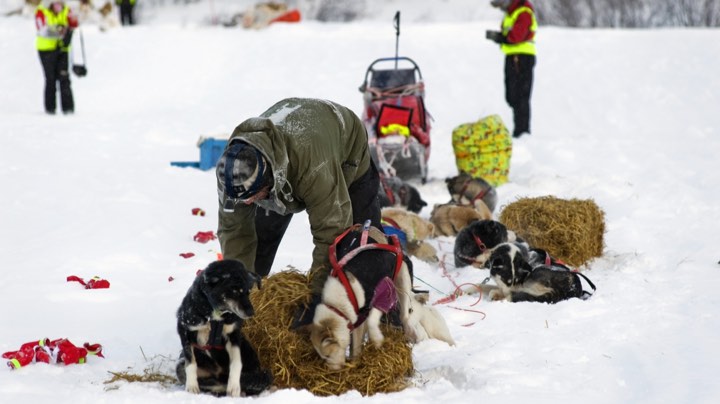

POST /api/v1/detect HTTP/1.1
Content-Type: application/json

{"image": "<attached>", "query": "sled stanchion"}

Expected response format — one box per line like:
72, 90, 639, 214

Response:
72, 28, 87, 77
393, 11, 400, 69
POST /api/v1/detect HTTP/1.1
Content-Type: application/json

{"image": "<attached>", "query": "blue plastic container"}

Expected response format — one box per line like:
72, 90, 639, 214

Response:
198, 138, 228, 170
171, 138, 228, 171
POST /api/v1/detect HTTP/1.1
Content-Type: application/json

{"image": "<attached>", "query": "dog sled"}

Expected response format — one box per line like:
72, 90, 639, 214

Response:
359, 56, 432, 184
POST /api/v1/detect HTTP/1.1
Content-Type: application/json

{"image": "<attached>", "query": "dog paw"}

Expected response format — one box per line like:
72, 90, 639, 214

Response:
227, 383, 242, 398
185, 382, 200, 394
370, 333, 385, 348
489, 289, 506, 301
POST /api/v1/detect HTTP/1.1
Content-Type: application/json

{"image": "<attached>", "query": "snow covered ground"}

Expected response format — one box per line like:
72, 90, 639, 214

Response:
1, 1, 720, 403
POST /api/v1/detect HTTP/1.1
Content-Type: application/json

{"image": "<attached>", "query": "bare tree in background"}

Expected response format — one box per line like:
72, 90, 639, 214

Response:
533, 0, 720, 27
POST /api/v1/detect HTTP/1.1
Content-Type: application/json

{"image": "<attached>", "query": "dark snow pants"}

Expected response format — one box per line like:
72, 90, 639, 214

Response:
119, 3, 135, 25
39, 50, 74, 114
504, 54, 535, 137
252, 160, 382, 281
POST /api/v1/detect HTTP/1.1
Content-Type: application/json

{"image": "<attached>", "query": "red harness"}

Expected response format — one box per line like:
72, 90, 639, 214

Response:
327, 222, 405, 328
458, 179, 489, 206
379, 175, 396, 205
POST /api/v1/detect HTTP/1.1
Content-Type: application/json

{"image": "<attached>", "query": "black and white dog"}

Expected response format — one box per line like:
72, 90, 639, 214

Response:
453, 220, 521, 268
486, 243, 596, 303
307, 223, 452, 370
176, 260, 272, 397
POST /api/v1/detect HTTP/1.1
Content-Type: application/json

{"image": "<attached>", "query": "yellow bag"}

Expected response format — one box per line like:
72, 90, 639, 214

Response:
451, 114, 512, 186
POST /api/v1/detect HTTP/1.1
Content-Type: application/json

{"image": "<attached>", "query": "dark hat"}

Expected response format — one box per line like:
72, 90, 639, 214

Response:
490, 0, 512, 9
216, 141, 271, 201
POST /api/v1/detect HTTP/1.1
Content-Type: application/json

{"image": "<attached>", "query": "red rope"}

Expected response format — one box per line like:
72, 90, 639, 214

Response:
433, 257, 487, 326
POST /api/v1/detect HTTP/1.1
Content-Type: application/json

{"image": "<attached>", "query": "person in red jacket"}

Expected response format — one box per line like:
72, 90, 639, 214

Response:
35, 1, 79, 114
487, 0, 537, 138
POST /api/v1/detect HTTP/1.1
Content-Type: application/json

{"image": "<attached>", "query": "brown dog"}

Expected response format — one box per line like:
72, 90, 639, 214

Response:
446, 173, 498, 213
429, 202, 492, 237
381, 207, 438, 263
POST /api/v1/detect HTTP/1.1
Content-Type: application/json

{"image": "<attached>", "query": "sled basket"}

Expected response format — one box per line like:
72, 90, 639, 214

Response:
360, 57, 431, 183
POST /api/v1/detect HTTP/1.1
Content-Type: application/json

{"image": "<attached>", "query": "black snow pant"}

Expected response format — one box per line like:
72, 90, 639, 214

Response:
252, 160, 382, 283
504, 53, 535, 137
39, 50, 74, 114
119, 3, 135, 25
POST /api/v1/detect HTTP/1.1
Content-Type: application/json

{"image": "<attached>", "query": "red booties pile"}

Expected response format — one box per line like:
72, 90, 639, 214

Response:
2, 338, 104, 370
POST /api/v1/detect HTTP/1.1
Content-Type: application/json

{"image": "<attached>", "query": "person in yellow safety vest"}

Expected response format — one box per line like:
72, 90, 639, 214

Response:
487, 0, 537, 138
116, 0, 137, 25
35, 1, 79, 115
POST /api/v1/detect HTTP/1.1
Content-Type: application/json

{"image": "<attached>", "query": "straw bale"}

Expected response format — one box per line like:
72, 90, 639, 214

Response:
499, 196, 605, 266
243, 268, 414, 396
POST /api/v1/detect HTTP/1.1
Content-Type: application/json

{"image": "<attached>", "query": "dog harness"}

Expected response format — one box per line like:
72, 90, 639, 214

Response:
456, 233, 490, 266
191, 311, 232, 351
379, 175, 396, 205
531, 250, 597, 299
327, 221, 405, 330
457, 178, 490, 206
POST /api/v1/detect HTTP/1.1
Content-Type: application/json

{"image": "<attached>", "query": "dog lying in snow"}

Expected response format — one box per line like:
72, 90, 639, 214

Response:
430, 202, 492, 237
406, 293, 455, 346
453, 220, 520, 268
381, 207, 438, 263
378, 175, 428, 213
486, 243, 596, 303
445, 173, 498, 213
307, 223, 452, 369
176, 260, 272, 397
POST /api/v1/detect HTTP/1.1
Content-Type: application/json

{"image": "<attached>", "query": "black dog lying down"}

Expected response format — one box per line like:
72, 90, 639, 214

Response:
176, 260, 272, 397
454, 220, 521, 268
486, 243, 596, 304
377, 174, 427, 213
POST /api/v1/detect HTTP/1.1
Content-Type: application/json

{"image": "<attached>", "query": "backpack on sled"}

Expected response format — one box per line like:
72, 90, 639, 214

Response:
359, 56, 432, 184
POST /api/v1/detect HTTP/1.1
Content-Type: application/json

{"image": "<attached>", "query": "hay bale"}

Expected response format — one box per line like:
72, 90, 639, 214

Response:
243, 269, 413, 396
499, 196, 605, 266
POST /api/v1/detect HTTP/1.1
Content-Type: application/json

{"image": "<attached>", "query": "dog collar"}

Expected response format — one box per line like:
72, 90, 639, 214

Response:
324, 303, 357, 330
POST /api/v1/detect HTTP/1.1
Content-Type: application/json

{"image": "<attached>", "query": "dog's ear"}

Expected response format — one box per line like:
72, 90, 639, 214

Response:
515, 261, 532, 283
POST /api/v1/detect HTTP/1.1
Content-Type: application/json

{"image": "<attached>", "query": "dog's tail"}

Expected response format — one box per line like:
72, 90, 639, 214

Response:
575, 272, 597, 300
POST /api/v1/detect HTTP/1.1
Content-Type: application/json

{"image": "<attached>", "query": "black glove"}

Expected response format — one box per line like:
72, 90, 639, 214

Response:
289, 293, 321, 330
485, 30, 505, 44
61, 29, 73, 48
